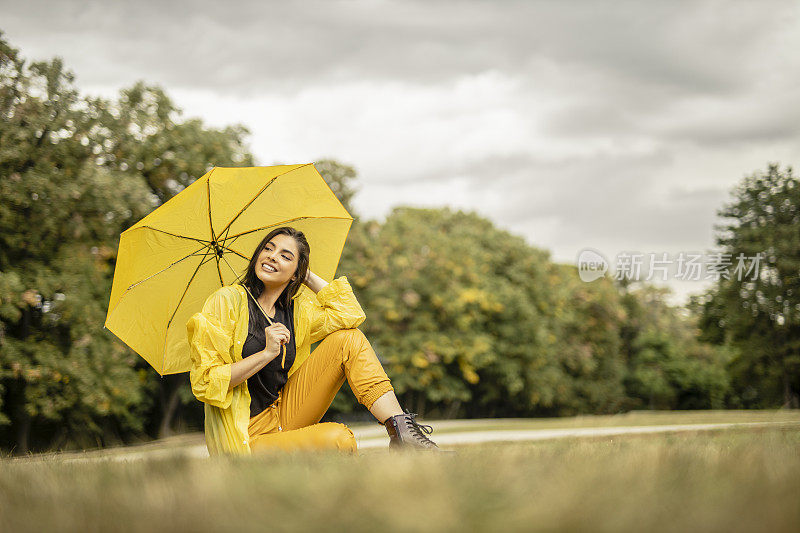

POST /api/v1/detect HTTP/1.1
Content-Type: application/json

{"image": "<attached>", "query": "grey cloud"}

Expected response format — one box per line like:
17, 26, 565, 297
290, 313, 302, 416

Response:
434, 149, 728, 250
543, 102, 642, 138
4, 0, 798, 163
3, 0, 796, 98
3, 0, 799, 305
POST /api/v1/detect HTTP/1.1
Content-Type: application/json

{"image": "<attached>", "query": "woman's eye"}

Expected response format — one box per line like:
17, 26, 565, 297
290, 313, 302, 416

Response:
282, 255, 290, 260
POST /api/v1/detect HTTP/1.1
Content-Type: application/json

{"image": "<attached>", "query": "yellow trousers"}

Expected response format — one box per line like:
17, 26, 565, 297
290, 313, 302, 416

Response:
248, 328, 394, 455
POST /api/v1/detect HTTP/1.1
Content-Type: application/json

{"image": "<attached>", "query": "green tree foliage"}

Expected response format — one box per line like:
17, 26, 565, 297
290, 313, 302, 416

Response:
0, 32, 254, 453
622, 286, 731, 410
334, 205, 733, 419
337, 207, 628, 418
542, 263, 628, 416
0, 35, 155, 453
88, 83, 255, 439
694, 163, 800, 408
87, 81, 253, 202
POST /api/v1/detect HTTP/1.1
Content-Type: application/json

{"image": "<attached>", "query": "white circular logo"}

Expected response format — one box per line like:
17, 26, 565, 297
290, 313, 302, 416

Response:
576, 248, 608, 282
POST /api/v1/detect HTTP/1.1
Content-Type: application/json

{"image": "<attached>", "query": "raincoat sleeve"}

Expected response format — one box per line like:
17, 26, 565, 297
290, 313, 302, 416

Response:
186, 287, 238, 409
307, 275, 367, 344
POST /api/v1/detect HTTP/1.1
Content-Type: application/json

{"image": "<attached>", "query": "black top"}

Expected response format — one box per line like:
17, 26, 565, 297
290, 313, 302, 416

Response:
241, 293, 296, 418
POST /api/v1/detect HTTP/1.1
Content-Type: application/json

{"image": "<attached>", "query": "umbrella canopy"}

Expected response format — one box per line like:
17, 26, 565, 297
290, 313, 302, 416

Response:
105, 164, 353, 376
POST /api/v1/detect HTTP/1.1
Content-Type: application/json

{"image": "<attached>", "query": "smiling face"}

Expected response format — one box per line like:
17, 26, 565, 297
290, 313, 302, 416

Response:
254, 233, 300, 290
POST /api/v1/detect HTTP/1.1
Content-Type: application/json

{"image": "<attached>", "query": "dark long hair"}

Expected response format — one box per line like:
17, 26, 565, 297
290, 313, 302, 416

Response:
239, 226, 310, 310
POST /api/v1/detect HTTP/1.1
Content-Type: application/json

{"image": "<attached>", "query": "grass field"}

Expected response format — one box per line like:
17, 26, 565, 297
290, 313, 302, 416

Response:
9, 409, 799, 461
2, 418, 799, 532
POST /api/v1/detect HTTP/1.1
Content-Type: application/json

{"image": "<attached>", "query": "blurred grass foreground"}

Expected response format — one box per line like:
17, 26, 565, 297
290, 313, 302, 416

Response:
1, 419, 798, 532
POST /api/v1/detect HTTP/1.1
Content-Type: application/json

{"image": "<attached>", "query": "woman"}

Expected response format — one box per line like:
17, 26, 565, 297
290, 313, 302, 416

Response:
187, 226, 441, 456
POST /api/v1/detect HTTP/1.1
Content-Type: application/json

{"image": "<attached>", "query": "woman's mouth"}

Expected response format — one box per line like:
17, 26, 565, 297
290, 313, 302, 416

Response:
261, 262, 277, 273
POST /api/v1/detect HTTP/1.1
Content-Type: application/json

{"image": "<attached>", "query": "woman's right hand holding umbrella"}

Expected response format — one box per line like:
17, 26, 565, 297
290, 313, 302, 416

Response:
228, 323, 292, 391
263, 323, 291, 362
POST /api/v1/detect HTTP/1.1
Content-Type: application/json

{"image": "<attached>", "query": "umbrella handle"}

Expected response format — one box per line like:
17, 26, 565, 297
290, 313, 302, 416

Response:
281, 344, 286, 369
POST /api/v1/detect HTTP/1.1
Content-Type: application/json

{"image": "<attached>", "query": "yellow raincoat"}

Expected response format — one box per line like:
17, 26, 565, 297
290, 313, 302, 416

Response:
186, 276, 366, 456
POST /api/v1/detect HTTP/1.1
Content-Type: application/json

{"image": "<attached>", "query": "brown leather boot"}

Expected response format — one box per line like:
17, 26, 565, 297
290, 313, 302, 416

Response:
383, 410, 441, 450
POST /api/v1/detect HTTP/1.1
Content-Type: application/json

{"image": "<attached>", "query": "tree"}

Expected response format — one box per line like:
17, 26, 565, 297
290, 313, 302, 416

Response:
336, 206, 635, 418
332, 203, 733, 419
88, 81, 253, 203
621, 286, 731, 410
89, 82, 255, 439
0, 33, 155, 453
695, 163, 800, 408
543, 262, 629, 416
0, 32, 256, 453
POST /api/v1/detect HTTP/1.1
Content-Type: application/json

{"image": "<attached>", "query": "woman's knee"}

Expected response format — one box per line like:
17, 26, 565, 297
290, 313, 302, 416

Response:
325, 328, 366, 345
317, 422, 357, 454
322, 329, 367, 361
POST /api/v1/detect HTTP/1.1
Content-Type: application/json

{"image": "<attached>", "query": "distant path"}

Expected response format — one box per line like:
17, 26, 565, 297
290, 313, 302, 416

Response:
355, 420, 800, 449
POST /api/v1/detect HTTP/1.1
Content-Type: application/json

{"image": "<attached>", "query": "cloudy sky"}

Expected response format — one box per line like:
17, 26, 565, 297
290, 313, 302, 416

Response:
3, 0, 799, 305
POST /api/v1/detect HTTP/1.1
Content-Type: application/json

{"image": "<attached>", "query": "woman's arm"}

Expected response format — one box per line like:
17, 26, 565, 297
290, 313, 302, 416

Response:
302, 271, 366, 344
187, 289, 238, 409
227, 351, 271, 391
188, 287, 284, 404
304, 269, 329, 294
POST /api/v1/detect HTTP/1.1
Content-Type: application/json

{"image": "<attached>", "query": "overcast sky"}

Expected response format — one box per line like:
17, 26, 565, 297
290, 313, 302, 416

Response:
3, 0, 799, 305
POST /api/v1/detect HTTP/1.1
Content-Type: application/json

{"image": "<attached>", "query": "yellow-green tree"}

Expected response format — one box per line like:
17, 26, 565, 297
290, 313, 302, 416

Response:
334, 205, 731, 419
337, 207, 630, 417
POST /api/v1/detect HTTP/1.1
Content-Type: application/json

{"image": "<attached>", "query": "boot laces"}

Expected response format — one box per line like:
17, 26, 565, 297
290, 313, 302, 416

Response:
404, 412, 437, 447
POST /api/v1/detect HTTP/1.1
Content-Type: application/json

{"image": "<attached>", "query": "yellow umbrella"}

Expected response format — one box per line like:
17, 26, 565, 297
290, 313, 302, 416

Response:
104, 164, 353, 376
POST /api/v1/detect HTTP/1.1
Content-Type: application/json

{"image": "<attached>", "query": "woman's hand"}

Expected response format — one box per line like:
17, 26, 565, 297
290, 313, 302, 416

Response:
263, 323, 291, 361
228, 323, 291, 391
